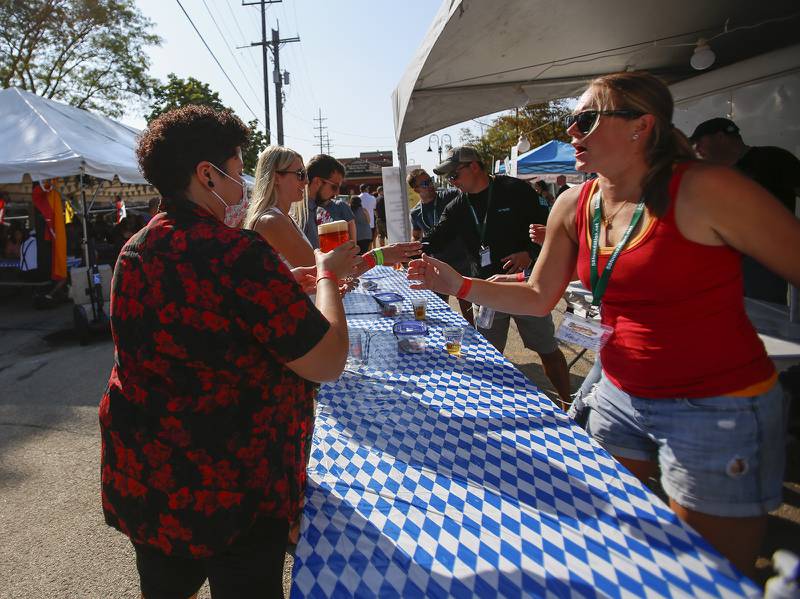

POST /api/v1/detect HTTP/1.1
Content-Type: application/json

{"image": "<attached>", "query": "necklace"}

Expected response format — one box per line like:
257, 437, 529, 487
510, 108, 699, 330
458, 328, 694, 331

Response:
599, 192, 628, 228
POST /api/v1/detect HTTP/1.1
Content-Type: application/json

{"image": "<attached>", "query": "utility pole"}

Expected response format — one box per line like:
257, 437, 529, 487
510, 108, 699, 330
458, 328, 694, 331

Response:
313, 108, 328, 154
242, 0, 282, 144
270, 26, 299, 145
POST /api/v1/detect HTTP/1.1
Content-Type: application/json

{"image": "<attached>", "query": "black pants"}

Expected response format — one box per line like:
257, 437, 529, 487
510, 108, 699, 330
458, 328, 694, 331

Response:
357, 239, 372, 254
134, 517, 288, 599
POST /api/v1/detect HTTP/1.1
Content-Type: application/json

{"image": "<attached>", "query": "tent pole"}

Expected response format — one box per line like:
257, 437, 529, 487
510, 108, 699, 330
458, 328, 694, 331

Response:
397, 143, 411, 242
79, 165, 98, 321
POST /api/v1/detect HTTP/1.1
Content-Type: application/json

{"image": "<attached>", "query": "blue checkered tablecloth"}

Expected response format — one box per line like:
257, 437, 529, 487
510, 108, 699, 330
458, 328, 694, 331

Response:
292, 275, 759, 598
344, 266, 452, 317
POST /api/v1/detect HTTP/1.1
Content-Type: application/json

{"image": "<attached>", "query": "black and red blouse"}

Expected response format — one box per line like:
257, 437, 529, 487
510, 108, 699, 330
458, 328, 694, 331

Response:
99, 198, 328, 558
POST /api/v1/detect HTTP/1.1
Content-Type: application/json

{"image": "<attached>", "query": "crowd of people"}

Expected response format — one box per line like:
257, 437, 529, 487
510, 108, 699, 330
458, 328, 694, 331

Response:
96, 69, 800, 596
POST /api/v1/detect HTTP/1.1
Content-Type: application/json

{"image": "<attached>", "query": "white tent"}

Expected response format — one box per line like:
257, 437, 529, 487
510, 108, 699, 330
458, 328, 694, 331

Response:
0, 87, 146, 184
392, 1, 799, 145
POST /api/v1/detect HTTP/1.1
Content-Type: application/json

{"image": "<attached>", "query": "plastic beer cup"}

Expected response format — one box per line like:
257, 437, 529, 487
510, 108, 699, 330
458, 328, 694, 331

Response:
443, 326, 465, 356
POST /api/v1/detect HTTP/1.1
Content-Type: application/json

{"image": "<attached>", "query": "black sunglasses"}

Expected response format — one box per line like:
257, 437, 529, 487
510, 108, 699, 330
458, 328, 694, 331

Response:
447, 164, 470, 183
564, 110, 644, 134
277, 168, 307, 181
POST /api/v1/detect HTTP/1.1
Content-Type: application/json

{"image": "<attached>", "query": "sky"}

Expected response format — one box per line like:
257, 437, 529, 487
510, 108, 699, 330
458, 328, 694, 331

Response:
123, 0, 487, 175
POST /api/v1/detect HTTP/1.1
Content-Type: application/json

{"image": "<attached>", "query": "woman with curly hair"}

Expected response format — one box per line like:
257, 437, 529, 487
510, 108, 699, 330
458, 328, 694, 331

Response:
99, 105, 359, 598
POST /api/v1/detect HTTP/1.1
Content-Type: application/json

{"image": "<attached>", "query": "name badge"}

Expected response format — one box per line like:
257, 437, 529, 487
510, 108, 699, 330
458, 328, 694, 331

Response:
479, 246, 491, 267
555, 312, 613, 351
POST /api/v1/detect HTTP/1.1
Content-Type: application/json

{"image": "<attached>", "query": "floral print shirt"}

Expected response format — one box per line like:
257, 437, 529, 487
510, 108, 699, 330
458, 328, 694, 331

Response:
99, 198, 328, 557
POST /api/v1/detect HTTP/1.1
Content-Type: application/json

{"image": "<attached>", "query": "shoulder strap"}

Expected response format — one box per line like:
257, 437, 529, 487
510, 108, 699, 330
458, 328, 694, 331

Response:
663, 160, 697, 222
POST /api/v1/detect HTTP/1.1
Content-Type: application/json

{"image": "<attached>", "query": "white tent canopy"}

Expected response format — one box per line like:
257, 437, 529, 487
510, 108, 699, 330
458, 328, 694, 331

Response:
393, 0, 799, 145
0, 87, 146, 184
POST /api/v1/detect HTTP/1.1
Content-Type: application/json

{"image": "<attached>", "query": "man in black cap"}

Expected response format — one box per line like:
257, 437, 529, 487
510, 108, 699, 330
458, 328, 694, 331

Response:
423, 146, 572, 407
691, 118, 800, 303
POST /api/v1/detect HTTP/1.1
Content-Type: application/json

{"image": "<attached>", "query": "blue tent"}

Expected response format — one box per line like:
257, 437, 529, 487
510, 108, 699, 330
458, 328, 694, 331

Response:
516, 140, 577, 175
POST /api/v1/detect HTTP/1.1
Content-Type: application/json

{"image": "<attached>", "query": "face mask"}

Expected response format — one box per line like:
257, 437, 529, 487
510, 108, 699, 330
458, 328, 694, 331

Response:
210, 164, 248, 227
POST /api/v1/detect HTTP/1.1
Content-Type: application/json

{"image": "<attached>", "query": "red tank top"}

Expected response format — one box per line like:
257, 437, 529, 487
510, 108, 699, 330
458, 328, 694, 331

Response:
576, 162, 774, 398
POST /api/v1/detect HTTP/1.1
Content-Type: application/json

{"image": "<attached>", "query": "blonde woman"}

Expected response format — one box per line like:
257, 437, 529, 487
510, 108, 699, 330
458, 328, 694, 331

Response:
244, 146, 316, 269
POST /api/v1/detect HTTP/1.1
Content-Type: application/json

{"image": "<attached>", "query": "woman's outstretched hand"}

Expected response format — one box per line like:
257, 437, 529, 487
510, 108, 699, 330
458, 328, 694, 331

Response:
406, 254, 462, 295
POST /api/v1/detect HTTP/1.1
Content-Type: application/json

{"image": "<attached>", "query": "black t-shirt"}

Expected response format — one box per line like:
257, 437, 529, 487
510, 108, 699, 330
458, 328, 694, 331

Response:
735, 146, 800, 303
424, 175, 548, 278
735, 146, 800, 213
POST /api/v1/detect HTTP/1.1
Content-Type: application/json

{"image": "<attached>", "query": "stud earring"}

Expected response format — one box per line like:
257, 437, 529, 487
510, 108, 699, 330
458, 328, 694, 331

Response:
208, 180, 215, 188
632, 133, 640, 141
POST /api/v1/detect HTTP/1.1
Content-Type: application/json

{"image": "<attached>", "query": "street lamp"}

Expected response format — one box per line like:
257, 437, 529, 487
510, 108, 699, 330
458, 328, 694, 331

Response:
427, 134, 453, 186
427, 133, 454, 164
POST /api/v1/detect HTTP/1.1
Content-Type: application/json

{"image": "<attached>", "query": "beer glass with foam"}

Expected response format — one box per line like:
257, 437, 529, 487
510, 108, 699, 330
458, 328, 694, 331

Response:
317, 220, 349, 252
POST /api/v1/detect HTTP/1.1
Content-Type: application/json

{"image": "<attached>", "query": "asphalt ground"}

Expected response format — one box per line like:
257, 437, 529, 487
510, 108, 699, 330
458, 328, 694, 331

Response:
0, 288, 797, 597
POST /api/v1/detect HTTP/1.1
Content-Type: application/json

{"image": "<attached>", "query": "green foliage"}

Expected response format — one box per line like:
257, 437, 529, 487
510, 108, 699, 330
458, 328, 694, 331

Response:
242, 119, 267, 175
148, 74, 267, 175
146, 74, 226, 122
0, 0, 160, 117
459, 101, 573, 169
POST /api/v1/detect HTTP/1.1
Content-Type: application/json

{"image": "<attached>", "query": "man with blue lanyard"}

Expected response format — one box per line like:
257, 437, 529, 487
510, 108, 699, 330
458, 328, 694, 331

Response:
423, 147, 572, 407
408, 168, 474, 325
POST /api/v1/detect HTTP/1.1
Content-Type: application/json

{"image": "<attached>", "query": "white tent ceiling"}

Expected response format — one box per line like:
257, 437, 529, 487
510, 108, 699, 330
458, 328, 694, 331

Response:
0, 87, 147, 184
393, 0, 800, 144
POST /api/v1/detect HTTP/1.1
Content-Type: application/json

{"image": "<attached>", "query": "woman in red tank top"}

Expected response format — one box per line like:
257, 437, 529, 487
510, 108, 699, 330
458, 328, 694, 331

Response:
408, 72, 800, 577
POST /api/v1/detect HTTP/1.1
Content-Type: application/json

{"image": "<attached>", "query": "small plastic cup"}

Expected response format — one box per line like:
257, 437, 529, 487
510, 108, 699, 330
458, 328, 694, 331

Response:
442, 326, 465, 357
381, 301, 400, 317
346, 331, 364, 369
412, 297, 427, 321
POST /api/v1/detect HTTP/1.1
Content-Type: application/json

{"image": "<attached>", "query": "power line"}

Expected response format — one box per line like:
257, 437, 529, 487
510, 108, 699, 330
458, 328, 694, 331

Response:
223, 0, 263, 75
313, 108, 328, 154
174, 0, 264, 127
199, 0, 264, 114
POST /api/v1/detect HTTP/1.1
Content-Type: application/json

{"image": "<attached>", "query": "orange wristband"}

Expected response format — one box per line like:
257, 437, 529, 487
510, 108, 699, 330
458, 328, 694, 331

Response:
316, 270, 337, 283
516, 272, 526, 282
456, 277, 473, 299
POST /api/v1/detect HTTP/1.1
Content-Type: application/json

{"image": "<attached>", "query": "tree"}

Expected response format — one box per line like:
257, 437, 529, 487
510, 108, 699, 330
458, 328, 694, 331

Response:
459, 100, 573, 170
146, 74, 227, 122
0, 0, 160, 117
148, 75, 267, 175
241, 120, 267, 176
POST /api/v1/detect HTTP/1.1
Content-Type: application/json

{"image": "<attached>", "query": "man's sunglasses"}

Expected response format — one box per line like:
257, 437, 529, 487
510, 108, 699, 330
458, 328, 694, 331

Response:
321, 177, 341, 192
563, 110, 644, 135
447, 164, 470, 183
277, 168, 307, 181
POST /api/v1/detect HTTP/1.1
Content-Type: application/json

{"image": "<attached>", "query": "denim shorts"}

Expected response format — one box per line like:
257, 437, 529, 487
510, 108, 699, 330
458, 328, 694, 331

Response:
584, 373, 787, 517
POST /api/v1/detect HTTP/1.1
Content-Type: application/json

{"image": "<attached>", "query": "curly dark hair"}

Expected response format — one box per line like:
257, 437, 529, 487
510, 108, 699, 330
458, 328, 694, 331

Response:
136, 105, 250, 199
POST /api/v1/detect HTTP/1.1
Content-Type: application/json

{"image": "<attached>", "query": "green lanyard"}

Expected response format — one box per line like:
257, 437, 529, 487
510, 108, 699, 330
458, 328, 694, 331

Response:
467, 179, 493, 246
589, 192, 645, 308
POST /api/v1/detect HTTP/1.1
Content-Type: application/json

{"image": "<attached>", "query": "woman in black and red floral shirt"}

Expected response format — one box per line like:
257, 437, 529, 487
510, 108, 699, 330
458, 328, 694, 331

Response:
99, 106, 359, 598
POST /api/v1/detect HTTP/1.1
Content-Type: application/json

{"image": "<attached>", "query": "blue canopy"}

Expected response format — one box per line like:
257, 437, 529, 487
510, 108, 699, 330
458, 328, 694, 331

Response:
516, 140, 577, 175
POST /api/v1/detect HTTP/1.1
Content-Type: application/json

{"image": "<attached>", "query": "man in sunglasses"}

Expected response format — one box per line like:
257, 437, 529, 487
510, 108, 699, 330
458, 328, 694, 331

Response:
408, 168, 474, 326
301, 154, 356, 248
424, 146, 572, 406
